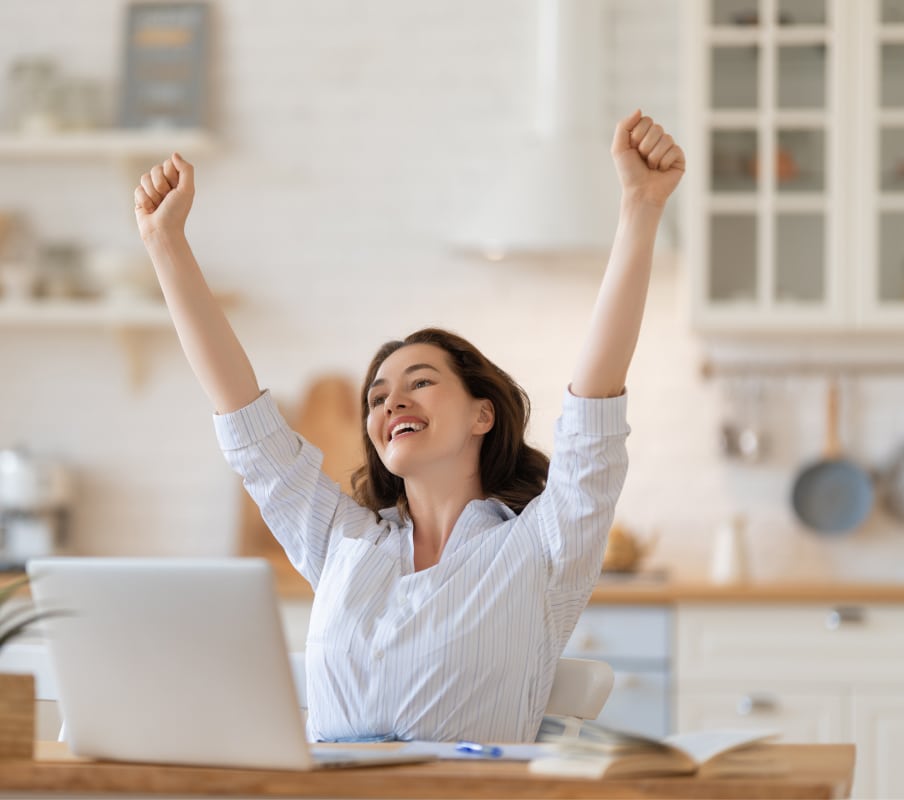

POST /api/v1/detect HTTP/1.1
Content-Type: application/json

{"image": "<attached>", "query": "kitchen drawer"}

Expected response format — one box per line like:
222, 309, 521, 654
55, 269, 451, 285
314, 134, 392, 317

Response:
677, 682, 846, 743
676, 604, 904, 682
597, 668, 670, 738
564, 605, 671, 663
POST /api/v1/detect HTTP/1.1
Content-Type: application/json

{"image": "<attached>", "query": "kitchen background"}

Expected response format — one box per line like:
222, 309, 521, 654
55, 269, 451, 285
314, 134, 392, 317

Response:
1, 0, 904, 582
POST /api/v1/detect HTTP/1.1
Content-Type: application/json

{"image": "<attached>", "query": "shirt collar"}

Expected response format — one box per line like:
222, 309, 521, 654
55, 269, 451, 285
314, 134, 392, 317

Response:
377, 497, 516, 527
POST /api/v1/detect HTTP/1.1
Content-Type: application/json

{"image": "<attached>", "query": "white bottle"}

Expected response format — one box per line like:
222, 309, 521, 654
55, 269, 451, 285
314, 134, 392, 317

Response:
710, 514, 750, 584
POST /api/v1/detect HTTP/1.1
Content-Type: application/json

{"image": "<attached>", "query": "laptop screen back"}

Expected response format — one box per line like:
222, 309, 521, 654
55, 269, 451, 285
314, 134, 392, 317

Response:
27, 557, 312, 770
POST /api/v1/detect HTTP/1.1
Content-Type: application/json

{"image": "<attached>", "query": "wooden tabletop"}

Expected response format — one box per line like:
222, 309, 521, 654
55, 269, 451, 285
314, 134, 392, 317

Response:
0, 743, 855, 799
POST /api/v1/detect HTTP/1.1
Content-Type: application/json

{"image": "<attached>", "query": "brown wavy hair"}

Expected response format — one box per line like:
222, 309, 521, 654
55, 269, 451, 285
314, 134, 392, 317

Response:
351, 328, 550, 517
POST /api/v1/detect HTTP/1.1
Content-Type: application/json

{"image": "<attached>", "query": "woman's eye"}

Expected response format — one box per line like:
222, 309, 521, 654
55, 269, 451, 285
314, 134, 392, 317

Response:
369, 395, 385, 408
413, 378, 432, 389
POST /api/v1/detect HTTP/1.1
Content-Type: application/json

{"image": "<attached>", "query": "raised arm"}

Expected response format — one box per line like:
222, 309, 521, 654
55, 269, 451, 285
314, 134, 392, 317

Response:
571, 110, 685, 398
134, 153, 261, 413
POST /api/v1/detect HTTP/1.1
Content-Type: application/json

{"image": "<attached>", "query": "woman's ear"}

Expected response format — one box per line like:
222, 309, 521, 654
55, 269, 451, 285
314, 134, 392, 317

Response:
475, 399, 495, 434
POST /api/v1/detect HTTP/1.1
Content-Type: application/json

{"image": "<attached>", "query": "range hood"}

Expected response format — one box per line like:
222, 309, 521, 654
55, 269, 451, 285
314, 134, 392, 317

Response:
453, 0, 617, 260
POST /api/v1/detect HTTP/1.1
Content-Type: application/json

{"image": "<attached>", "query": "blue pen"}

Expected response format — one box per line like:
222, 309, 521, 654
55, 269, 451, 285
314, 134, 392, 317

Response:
456, 740, 503, 758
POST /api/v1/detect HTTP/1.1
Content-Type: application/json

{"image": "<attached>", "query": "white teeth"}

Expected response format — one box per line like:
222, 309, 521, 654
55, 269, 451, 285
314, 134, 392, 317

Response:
390, 422, 425, 440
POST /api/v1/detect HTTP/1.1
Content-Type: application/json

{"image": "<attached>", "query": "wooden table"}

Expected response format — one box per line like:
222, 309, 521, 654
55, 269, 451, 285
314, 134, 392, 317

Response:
0, 742, 855, 799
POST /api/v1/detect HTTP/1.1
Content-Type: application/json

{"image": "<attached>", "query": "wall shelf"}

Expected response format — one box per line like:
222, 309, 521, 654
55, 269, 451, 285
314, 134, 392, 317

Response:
0, 298, 172, 328
0, 298, 174, 389
0, 128, 221, 388
0, 128, 215, 160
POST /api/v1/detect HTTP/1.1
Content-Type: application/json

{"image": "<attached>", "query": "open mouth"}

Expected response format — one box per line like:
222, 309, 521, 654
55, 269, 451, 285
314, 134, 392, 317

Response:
389, 421, 426, 441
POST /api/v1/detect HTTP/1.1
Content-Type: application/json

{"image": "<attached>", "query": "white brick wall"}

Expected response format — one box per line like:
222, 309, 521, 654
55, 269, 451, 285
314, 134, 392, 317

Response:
1, 1, 903, 580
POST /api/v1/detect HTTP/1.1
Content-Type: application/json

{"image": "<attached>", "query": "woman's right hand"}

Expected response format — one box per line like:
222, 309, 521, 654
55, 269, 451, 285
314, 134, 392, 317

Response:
134, 152, 194, 242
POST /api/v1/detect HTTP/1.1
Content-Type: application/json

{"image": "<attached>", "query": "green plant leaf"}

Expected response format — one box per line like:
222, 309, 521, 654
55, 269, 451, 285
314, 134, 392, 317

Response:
0, 609, 59, 649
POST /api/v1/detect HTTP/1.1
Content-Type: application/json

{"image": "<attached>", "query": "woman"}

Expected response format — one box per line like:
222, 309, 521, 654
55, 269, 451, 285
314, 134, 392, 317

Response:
134, 109, 684, 743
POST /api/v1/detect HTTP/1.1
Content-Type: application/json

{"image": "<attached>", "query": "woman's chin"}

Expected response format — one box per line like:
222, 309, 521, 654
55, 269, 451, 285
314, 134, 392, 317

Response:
381, 450, 429, 482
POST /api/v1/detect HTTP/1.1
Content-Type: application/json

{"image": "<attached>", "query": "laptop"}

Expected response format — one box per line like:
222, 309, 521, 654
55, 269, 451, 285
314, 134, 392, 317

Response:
26, 556, 435, 771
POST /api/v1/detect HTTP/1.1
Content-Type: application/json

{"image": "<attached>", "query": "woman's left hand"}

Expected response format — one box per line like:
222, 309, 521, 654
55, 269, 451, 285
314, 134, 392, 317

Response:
611, 109, 685, 208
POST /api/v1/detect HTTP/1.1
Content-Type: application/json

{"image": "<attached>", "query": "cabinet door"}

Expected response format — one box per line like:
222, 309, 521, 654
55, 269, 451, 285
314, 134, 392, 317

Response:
851, 690, 904, 800
677, 682, 846, 742
688, 0, 846, 330
676, 604, 904, 682
857, 0, 904, 327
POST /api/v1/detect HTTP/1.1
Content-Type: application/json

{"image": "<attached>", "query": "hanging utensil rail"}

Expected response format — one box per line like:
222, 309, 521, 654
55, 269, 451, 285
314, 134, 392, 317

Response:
700, 359, 904, 379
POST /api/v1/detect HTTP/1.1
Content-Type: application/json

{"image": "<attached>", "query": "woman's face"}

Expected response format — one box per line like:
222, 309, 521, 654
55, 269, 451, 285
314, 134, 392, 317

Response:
365, 343, 494, 480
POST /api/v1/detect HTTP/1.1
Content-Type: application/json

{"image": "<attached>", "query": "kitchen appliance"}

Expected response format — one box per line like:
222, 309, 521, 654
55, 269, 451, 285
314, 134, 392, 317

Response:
0, 447, 71, 569
790, 379, 873, 534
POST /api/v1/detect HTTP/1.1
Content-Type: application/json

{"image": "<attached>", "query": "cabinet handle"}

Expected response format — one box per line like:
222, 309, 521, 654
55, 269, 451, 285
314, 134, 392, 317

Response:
824, 606, 866, 630
615, 673, 642, 690
736, 694, 778, 716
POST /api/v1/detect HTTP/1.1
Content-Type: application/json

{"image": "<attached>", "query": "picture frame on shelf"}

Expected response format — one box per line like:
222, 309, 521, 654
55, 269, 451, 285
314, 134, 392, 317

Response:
118, 1, 209, 130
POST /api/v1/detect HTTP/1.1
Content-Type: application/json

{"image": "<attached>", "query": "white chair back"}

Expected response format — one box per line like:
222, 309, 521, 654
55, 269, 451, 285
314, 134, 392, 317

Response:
543, 657, 615, 737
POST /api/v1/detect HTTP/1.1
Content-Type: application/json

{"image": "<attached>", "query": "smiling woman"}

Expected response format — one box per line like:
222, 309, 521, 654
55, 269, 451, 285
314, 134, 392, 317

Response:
354, 330, 549, 526
133, 109, 684, 743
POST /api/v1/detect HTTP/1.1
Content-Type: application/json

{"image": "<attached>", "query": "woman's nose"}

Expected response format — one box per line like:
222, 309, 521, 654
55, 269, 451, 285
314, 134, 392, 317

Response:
384, 392, 407, 413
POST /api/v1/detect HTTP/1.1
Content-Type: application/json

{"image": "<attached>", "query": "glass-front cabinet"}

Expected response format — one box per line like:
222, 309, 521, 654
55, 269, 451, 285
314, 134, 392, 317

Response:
864, 0, 904, 326
686, 0, 904, 331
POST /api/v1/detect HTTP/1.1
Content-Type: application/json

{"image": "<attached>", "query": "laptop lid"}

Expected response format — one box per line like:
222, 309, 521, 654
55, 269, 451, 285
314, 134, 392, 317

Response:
28, 557, 314, 770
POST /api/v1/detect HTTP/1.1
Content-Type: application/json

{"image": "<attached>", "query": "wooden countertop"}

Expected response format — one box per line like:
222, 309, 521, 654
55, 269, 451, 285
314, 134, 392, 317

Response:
0, 742, 855, 799
588, 576, 904, 605
9, 563, 904, 606
273, 563, 904, 605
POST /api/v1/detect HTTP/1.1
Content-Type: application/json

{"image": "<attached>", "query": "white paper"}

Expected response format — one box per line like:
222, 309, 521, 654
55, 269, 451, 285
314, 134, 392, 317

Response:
400, 741, 557, 761
664, 729, 779, 764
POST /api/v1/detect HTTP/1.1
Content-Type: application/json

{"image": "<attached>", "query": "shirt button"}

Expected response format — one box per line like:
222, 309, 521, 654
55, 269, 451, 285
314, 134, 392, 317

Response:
374, 648, 385, 661
397, 592, 408, 606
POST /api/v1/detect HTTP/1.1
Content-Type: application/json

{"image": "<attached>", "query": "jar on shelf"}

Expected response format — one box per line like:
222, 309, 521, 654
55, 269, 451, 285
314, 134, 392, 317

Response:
5, 57, 61, 134
0, 212, 38, 302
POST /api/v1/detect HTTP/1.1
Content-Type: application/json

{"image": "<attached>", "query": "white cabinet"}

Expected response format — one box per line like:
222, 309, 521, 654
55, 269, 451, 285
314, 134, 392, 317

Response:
852, 691, 904, 800
675, 603, 904, 799
678, 684, 846, 742
684, 0, 904, 331
563, 605, 672, 738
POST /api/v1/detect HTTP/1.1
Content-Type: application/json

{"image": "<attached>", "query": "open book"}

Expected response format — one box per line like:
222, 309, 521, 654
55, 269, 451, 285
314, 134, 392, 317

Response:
533, 721, 783, 779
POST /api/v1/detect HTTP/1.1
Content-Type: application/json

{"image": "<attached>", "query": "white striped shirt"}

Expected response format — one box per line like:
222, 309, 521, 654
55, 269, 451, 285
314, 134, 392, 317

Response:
213, 387, 629, 743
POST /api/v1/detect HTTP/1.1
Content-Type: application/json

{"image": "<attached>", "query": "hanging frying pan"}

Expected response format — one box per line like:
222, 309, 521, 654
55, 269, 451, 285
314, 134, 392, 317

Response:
791, 379, 874, 534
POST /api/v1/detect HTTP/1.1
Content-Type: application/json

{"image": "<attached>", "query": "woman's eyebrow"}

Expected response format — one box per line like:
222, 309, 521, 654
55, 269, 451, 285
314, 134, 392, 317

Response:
369, 363, 440, 391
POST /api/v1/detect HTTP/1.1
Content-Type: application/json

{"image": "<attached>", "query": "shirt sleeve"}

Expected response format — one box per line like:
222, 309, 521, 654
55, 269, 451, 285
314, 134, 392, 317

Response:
533, 387, 630, 644
212, 390, 374, 590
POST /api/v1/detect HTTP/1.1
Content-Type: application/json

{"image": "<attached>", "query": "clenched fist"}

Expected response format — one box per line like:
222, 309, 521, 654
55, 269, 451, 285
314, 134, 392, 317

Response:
612, 110, 685, 208
134, 152, 194, 242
